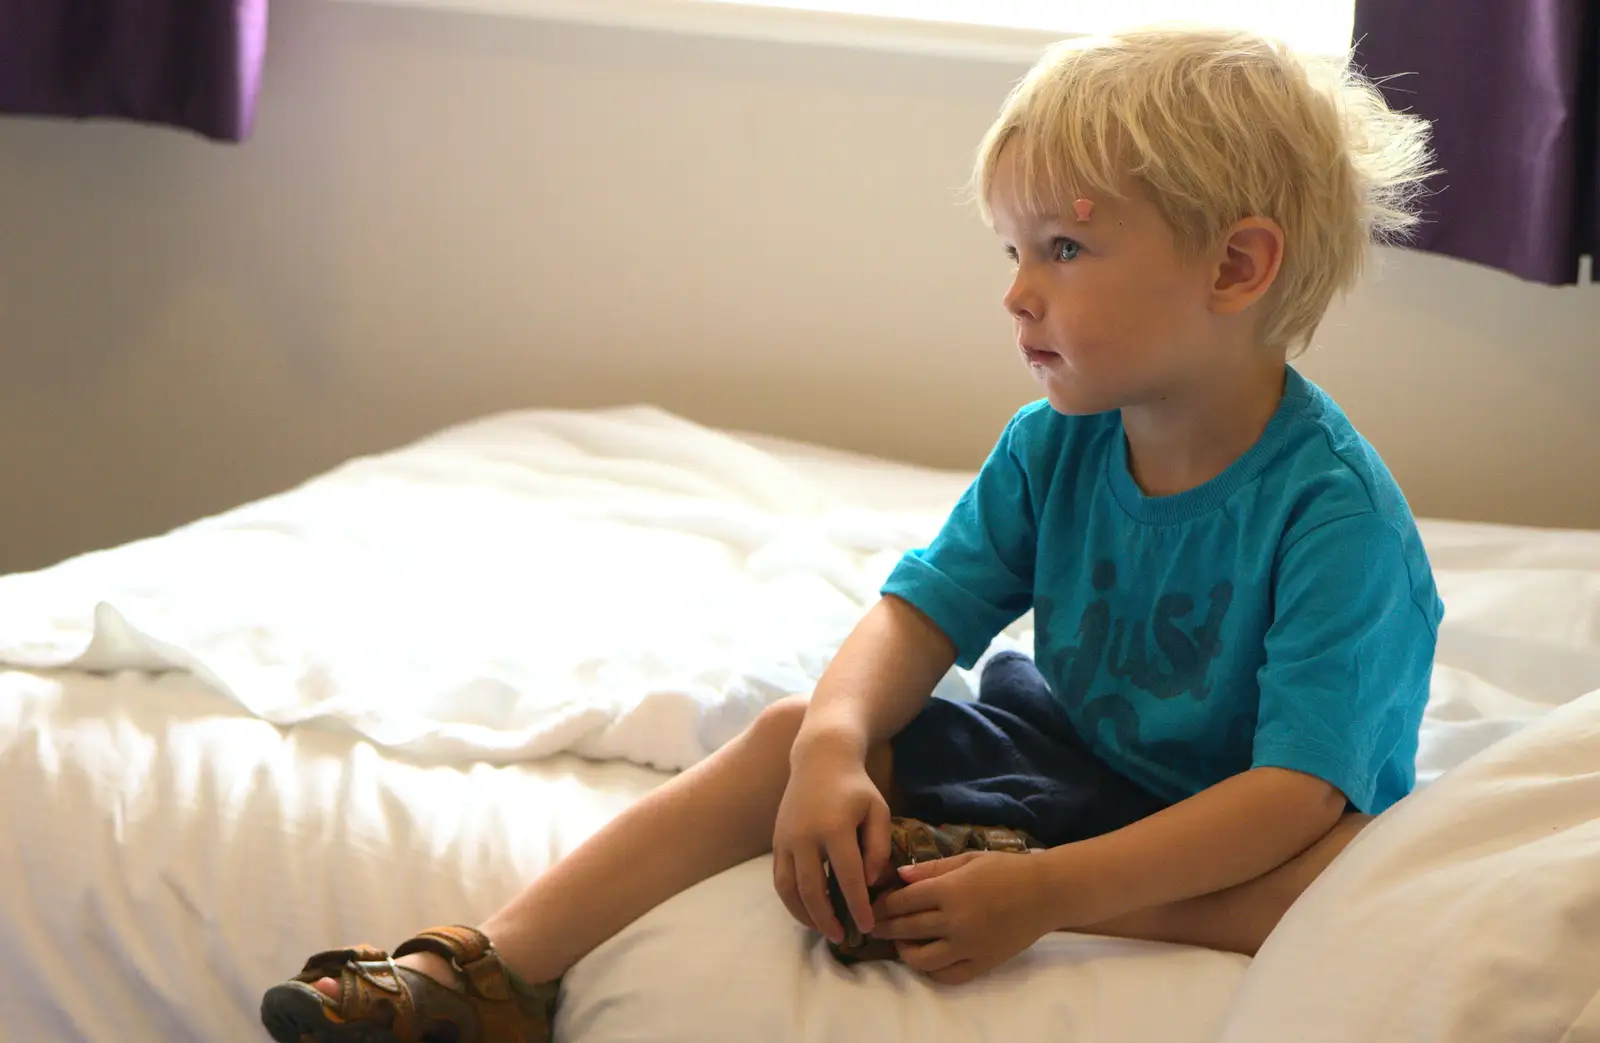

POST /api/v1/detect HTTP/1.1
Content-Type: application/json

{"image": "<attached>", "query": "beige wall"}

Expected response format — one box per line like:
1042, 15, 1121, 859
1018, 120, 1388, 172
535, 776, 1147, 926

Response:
2, 0, 1597, 576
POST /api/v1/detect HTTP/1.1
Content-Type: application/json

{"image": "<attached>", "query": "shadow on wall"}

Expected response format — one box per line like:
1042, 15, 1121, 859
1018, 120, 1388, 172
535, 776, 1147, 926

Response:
1304, 248, 1599, 527
0, 0, 350, 573
0, 102, 343, 395
0, 0, 1597, 576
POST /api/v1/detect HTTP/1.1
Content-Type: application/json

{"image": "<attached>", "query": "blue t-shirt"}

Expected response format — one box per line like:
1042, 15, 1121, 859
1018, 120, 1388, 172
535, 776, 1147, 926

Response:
881, 367, 1443, 815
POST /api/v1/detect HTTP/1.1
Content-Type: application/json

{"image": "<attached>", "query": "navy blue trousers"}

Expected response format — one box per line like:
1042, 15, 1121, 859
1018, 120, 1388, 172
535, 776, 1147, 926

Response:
890, 651, 1170, 848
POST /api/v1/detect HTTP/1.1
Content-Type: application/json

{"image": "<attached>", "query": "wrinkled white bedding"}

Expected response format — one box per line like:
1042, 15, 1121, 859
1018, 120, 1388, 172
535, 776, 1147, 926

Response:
3, 405, 1596, 778
0, 407, 1003, 771
1215, 683, 1600, 1042
2, 405, 1599, 1043
0, 668, 667, 1042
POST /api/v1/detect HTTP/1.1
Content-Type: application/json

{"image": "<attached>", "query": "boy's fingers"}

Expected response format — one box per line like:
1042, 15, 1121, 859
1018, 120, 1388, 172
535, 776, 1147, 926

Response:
879, 878, 941, 918
895, 938, 959, 974
928, 959, 982, 986
772, 852, 813, 929
898, 850, 978, 882
861, 800, 892, 886
794, 849, 843, 943
825, 832, 875, 936
868, 909, 942, 940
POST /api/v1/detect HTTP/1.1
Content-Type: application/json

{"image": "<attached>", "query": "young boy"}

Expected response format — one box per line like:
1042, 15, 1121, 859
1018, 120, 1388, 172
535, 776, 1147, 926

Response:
262, 24, 1441, 1042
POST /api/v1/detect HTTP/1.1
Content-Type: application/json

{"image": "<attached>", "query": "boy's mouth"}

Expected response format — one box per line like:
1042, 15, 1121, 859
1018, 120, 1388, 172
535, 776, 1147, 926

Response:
1021, 344, 1060, 366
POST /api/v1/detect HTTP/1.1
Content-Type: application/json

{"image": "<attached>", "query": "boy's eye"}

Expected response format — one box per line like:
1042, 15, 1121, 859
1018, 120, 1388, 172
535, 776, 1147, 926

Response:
1002, 239, 1079, 264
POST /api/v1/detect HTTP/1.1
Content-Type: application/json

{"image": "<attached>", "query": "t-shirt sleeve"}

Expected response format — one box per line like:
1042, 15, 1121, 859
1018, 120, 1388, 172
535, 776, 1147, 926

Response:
1251, 513, 1439, 813
879, 412, 1037, 669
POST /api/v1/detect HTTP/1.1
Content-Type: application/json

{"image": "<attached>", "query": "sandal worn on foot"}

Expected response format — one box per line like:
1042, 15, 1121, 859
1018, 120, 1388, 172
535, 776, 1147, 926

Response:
259, 925, 559, 1043
825, 817, 1041, 964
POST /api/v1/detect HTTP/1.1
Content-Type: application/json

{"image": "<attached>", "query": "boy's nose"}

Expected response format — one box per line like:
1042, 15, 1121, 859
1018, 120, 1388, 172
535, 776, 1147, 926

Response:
1003, 273, 1042, 323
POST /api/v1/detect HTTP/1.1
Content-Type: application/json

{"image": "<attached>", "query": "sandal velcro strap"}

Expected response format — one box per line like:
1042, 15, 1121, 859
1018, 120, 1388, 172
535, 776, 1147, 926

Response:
394, 925, 512, 1002
394, 925, 493, 966
296, 944, 389, 978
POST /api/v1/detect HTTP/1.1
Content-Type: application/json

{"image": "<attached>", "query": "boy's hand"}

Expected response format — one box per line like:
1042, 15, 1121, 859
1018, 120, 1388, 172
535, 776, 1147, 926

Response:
772, 741, 893, 946
869, 851, 1048, 985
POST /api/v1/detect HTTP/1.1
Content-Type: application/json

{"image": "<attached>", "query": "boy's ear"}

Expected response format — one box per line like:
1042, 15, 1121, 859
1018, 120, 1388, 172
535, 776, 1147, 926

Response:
1210, 217, 1284, 316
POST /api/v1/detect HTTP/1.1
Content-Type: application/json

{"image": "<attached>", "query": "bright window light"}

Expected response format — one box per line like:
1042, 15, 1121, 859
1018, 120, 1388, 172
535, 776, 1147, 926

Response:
694, 0, 1356, 53
335, 0, 1358, 62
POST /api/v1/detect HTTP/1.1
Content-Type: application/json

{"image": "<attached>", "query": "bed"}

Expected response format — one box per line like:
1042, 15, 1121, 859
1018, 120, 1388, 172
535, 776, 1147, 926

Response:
2, 405, 1598, 1042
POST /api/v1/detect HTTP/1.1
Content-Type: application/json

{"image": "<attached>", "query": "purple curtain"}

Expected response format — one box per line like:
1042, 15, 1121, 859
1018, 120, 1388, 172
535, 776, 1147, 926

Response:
0, 1, 268, 142
1352, 0, 1599, 284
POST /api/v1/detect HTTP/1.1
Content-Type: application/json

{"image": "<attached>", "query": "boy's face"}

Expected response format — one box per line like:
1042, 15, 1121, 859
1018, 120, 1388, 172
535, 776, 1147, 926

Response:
989, 145, 1225, 416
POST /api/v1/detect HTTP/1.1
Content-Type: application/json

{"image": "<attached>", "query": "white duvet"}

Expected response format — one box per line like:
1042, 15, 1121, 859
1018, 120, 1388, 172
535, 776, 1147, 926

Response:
0, 407, 1002, 771
2, 405, 1596, 778
3, 405, 1600, 1043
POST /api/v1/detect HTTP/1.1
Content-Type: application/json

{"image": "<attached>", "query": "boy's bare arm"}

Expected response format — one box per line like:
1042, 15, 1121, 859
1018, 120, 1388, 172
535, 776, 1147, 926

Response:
1034, 766, 1348, 929
774, 594, 956, 941
791, 594, 957, 762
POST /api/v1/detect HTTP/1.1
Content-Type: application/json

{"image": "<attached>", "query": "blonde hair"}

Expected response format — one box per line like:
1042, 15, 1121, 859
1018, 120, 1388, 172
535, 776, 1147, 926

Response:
973, 26, 1433, 354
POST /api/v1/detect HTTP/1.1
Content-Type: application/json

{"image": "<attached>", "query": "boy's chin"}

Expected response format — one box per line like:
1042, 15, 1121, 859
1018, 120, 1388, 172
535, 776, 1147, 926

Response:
1039, 382, 1120, 417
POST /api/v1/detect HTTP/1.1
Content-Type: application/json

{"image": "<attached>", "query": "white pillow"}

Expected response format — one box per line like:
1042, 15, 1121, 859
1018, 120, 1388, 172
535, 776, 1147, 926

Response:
1216, 688, 1600, 1043
556, 856, 1248, 1043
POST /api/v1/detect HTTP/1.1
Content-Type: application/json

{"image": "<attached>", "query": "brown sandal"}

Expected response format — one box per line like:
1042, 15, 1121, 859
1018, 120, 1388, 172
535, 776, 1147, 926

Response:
259, 925, 558, 1042
826, 817, 1041, 964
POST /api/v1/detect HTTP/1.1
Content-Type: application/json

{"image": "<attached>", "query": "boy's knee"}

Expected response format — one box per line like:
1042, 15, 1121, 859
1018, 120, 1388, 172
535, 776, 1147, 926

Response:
1331, 810, 1374, 849
749, 695, 810, 748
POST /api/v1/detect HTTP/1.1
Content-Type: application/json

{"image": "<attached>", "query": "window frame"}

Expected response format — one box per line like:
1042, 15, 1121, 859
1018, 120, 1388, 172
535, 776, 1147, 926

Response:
332, 0, 1354, 63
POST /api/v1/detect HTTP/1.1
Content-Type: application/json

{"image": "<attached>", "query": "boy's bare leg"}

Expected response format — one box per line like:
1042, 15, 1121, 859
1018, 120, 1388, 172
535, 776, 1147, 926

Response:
1082, 811, 1371, 957
311, 695, 894, 998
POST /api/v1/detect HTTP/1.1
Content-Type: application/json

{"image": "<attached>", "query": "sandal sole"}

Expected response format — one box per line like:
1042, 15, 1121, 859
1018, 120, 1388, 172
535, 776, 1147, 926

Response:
260, 982, 400, 1043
